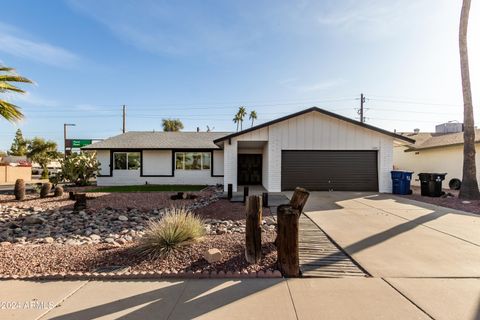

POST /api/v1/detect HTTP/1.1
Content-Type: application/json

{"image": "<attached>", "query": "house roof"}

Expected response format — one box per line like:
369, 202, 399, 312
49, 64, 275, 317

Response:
399, 129, 480, 151
213, 107, 415, 144
81, 131, 231, 150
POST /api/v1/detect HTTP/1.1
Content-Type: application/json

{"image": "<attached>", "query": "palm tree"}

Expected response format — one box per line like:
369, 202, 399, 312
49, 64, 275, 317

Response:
162, 118, 184, 132
249, 110, 257, 127
237, 106, 247, 130
233, 114, 241, 132
27, 137, 60, 179
459, 0, 480, 199
0, 66, 33, 122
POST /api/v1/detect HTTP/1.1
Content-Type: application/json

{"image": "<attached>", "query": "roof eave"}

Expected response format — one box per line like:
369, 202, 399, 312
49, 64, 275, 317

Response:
213, 107, 415, 144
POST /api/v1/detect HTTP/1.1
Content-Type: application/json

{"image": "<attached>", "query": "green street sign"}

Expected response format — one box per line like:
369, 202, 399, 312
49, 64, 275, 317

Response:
71, 139, 92, 148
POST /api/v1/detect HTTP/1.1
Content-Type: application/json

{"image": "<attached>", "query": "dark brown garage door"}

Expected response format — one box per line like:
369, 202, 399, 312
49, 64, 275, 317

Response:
281, 150, 378, 191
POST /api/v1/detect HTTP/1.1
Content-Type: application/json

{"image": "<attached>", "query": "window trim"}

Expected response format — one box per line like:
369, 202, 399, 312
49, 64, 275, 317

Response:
113, 151, 141, 170
98, 149, 223, 178
175, 152, 211, 171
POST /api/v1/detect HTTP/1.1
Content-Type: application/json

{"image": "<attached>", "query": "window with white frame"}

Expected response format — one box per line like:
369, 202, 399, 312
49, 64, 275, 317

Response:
113, 152, 140, 170
175, 152, 211, 170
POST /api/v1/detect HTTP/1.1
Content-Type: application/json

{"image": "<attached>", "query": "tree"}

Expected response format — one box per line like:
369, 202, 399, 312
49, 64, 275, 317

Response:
27, 138, 60, 179
233, 114, 241, 132
58, 152, 100, 186
162, 118, 184, 132
237, 106, 247, 130
0, 66, 33, 122
458, 0, 480, 200
249, 110, 257, 127
8, 129, 28, 156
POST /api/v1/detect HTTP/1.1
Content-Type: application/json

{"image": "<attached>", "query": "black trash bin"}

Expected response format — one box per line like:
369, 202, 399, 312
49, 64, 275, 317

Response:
418, 173, 447, 197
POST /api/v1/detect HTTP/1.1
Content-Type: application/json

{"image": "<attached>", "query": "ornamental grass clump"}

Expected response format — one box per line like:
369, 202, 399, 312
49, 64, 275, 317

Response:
135, 207, 205, 258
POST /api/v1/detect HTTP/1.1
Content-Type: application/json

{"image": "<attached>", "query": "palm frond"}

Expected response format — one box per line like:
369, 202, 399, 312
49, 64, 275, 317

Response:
0, 99, 23, 122
0, 66, 14, 72
0, 75, 33, 83
0, 82, 25, 93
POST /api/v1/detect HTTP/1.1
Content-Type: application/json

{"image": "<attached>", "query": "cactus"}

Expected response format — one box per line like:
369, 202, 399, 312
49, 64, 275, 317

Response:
54, 186, 64, 197
40, 182, 52, 198
14, 179, 26, 201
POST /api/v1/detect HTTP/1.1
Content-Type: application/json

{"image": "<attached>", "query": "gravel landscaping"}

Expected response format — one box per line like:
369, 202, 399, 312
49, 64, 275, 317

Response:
398, 186, 480, 215
0, 186, 279, 276
0, 232, 277, 276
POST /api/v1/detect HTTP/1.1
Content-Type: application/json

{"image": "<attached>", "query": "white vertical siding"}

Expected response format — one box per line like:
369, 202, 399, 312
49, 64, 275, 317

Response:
262, 143, 269, 189
231, 111, 395, 192
143, 150, 172, 175
96, 150, 110, 176
213, 150, 224, 176
223, 140, 238, 191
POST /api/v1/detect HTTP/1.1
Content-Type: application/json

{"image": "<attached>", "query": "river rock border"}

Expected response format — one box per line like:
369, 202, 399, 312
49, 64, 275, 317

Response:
0, 269, 282, 280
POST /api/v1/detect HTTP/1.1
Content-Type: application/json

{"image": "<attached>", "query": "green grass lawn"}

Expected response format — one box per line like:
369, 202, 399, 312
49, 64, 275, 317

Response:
91, 185, 207, 193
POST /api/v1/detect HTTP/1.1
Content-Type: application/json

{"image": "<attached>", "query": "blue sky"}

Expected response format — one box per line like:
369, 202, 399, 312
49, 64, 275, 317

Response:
0, 0, 479, 150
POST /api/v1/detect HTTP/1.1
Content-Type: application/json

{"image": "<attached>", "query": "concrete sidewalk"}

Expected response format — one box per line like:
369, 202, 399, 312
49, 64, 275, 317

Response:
4, 277, 479, 320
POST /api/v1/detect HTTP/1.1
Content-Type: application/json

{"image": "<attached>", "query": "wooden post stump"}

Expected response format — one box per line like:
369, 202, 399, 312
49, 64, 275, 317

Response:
276, 204, 300, 277
243, 186, 249, 204
245, 195, 262, 264
227, 184, 233, 200
289, 187, 310, 212
74, 193, 87, 211
262, 192, 269, 207
69, 191, 75, 200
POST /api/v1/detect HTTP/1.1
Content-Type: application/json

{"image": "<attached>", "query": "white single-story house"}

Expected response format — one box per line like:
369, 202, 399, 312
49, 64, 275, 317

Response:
82, 107, 414, 192
394, 123, 480, 187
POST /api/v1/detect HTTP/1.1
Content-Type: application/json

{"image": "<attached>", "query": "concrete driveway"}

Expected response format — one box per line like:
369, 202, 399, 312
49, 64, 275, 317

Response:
302, 192, 480, 278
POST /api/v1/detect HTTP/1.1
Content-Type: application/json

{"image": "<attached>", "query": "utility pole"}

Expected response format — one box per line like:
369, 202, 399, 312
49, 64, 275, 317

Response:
64, 123, 76, 159
359, 93, 366, 123
122, 105, 126, 133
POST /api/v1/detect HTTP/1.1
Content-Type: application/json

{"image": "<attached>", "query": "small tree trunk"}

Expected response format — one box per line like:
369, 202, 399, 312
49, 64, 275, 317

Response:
276, 204, 300, 277
459, 0, 480, 200
289, 187, 310, 212
245, 195, 262, 264
74, 193, 87, 211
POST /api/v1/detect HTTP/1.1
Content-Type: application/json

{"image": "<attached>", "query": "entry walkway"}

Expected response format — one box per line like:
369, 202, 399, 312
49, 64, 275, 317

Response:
299, 214, 366, 277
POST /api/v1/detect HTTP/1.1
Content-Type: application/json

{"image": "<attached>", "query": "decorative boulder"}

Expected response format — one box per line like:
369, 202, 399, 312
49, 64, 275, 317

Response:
204, 248, 222, 263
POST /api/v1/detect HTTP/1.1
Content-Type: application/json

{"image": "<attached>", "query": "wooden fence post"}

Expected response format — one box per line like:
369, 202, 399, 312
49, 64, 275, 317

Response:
227, 184, 233, 200
289, 187, 310, 212
243, 186, 249, 204
245, 195, 262, 264
276, 204, 300, 277
276, 187, 310, 277
262, 192, 269, 207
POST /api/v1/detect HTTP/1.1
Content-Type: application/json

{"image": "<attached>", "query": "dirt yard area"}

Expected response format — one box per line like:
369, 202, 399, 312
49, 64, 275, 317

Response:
399, 186, 480, 215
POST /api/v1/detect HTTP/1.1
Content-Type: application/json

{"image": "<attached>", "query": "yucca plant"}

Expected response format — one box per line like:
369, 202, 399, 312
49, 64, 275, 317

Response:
135, 207, 205, 258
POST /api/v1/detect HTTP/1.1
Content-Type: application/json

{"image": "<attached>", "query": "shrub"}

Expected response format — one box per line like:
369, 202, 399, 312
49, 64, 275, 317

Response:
14, 179, 25, 201
59, 152, 100, 186
40, 182, 52, 198
54, 186, 64, 197
135, 207, 205, 258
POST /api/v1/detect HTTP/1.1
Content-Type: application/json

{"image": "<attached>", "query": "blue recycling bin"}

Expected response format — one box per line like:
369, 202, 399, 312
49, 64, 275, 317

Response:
391, 170, 413, 195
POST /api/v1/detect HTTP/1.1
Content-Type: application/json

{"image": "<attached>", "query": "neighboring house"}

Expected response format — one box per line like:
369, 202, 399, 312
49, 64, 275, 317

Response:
393, 122, 475, 186
82, 107, 413, 192
0, 156, 31, 183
